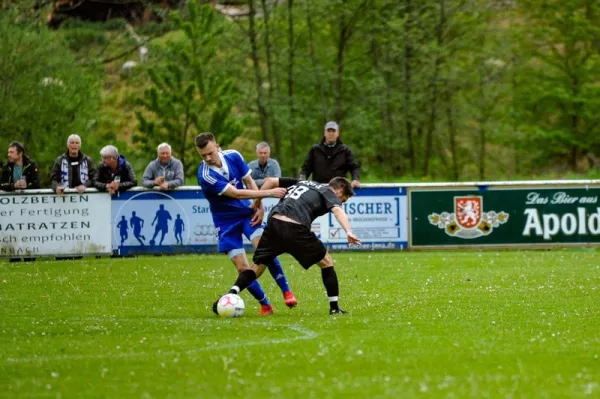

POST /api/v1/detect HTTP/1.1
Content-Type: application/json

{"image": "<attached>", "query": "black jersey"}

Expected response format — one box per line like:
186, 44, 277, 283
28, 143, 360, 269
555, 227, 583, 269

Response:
270, 179, 341, 227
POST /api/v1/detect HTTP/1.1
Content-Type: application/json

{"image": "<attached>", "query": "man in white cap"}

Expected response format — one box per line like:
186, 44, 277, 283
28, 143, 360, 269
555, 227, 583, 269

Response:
299, 121, 360, 188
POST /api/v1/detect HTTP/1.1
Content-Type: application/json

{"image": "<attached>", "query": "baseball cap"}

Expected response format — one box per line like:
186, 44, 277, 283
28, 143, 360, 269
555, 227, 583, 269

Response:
324, 121, 339, 131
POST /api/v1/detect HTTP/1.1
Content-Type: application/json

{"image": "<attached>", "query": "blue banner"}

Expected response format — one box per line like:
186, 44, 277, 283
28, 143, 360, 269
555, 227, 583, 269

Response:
111, 186, 408, 255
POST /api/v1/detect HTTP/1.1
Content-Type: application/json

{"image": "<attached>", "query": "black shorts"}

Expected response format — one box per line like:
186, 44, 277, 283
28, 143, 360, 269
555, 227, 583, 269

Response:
253, 218, 327, 269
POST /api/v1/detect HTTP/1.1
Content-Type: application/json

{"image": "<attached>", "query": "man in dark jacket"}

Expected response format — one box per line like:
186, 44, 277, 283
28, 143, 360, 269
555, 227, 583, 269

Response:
51, 134, 97, 195
299, 121, 360, 188
94, 145, 137, 195
0, 141, 40, 191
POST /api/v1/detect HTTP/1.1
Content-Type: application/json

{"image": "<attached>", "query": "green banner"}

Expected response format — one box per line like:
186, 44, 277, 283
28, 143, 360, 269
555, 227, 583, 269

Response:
410, 187, 600, 247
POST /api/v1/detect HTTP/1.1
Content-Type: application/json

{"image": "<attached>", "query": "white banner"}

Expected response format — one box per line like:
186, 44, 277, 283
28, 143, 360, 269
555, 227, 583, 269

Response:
0, 192, 112, 257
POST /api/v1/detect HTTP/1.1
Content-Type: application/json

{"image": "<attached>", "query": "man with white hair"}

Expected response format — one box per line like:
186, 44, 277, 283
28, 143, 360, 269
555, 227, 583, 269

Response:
94, 145, 137, 196
51, 134, 96, 195
247, 142, 281, 188
142, 143, 184, 190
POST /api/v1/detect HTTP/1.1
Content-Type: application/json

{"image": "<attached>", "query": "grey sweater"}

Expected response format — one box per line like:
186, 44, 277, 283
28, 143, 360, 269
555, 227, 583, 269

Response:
142, 157, 184, 189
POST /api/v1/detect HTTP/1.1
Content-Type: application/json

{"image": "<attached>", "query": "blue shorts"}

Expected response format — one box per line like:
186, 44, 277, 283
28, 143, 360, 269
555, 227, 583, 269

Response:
216, 217, 264, 255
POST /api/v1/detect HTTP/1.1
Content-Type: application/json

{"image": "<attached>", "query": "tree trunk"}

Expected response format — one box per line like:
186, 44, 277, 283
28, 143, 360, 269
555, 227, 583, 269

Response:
247, 0, 269, 142
334, 0, 367, 123
478, 69, 487, 181
335, 9, 347, 123
479, 124, 486, 180
571, 114, 579, 171
260, 0, 281, 161
422, 0, 445, 177
444, 88, 459, 180
287, 0, 297, 174
180, 98, 192, 175
305, 0, 328, 121
403, 0, 415, 175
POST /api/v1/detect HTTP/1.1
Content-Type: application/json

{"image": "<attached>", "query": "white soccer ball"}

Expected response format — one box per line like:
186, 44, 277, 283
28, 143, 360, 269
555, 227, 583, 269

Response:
216, 293, 245, 318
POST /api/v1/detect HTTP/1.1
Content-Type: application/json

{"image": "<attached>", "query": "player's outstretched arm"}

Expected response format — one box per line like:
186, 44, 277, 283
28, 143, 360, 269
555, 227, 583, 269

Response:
331, 206, 361, 245
222, 184, 286, 200
259, 177, 280, 190
261, 177, 299, 190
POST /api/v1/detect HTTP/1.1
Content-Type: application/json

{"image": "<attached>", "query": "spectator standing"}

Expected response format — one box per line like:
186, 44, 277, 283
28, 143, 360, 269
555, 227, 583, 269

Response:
94, 145, 137, 195
247, 142, 281, 188
0, 141, 40, 191
300, 121, 360, 188
51, 134, 96, 195
141, 142, 184, 190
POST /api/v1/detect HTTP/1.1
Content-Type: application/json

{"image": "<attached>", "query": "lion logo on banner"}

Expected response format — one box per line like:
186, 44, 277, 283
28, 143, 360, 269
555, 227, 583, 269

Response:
428, 196, 509, 239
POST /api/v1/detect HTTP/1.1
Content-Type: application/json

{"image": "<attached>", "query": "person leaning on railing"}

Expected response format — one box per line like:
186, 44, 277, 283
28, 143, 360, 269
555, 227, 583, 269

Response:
141, 142, 184, 191
50, 134, 97, 195
94, 145, 137, 196
0, 141, 40, 191
247, 141, 281, 188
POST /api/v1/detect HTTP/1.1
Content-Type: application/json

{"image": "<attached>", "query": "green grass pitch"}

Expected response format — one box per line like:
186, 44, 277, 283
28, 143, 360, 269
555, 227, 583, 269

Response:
1, 251, 599, 398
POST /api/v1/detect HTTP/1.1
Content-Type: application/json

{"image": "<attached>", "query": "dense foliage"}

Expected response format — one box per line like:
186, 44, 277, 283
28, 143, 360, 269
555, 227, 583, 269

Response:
2, 0, 600, 182
0, 11, 102, 184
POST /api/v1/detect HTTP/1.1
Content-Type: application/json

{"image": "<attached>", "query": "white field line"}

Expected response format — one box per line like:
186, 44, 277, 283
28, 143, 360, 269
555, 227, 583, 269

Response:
3, 319, 319, 364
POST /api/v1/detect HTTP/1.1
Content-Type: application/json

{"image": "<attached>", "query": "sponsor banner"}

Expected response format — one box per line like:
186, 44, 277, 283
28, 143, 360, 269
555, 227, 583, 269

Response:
410, 187, 600, 247
0, 192, 111, 257
111, 190, 210, 255
327, 187, 408, 248
111, 187, 408, 254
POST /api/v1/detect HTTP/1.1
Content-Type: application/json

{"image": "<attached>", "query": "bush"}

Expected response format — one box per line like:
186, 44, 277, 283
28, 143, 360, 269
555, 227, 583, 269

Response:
0, 13, 101, 186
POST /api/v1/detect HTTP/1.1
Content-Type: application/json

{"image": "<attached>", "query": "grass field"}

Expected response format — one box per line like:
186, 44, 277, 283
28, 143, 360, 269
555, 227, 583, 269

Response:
1, 251, 599, 398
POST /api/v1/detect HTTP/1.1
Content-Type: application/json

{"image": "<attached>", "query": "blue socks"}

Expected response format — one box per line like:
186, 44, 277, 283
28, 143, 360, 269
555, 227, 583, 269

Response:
247, 280, 270, 306
266, 257, 291, 293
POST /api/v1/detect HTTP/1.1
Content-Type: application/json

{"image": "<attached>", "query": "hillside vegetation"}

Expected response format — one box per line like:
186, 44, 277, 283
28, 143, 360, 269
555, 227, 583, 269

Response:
2, 0, 600, 184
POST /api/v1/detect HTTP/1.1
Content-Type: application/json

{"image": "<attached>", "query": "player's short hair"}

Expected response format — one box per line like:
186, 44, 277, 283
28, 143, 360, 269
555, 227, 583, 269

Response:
8, 141, 25, 155
195, 133, 216, 149
328, 177, 354, 198
67, 134, 81, 146
100, 145, 119, 159
157, 142, 171, 153
256, 142, 270, 152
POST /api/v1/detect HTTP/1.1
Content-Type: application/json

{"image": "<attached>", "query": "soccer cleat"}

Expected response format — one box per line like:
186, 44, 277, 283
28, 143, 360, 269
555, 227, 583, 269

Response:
329, 308, 347, 315
283, 291, 297, 308
259, 304, 274, 315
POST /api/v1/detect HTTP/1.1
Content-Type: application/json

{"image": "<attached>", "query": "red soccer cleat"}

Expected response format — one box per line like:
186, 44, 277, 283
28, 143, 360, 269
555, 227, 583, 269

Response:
283, 291, 297, 308
260, 304, 274, 315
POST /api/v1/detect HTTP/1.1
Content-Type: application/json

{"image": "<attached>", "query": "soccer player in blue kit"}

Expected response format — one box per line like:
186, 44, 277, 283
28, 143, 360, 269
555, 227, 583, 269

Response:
195, 133, 297, 315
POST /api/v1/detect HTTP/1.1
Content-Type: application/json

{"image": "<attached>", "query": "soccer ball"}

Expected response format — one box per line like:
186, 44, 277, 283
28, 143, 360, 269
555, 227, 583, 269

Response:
216, 293, 245, 318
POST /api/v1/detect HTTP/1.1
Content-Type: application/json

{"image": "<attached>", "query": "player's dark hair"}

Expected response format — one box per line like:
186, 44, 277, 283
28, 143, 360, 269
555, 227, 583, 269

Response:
8, 141, 25, 155
195, 132, 216, 149
328, 177, 354, 198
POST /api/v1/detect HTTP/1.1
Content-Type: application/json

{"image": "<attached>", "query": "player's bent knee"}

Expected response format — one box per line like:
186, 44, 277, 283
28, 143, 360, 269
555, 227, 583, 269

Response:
229, 252, 250, 273
317, 253, 334, 269
253, 264, 266, 277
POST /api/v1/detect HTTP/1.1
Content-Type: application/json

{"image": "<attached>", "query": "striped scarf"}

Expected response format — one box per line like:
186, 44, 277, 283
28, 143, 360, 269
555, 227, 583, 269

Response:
61, 157, 89, 188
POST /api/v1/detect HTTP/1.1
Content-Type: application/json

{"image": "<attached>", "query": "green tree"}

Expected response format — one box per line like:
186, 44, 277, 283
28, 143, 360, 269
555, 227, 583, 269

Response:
0, 12, 100, 185
514, 0, 600, 171
135, 1, 242, 177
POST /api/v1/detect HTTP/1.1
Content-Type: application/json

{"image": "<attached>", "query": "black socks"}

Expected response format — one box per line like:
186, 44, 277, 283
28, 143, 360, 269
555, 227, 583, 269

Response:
229, 269, 257, 294
321, 267, 340, 310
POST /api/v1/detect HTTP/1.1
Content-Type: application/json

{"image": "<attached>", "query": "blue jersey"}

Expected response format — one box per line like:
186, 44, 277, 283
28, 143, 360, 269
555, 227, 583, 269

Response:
197, 150, 253, 225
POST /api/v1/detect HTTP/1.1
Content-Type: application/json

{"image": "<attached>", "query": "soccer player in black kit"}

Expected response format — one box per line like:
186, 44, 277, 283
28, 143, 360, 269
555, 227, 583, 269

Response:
214, 176, 361, 315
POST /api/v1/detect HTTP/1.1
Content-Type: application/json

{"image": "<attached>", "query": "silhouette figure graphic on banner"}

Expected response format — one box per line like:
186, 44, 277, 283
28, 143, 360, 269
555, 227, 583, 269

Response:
174, 214, 185, 245
116, 215, 128, 246
150, 204, 172, 246
130, 211, 146, 246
